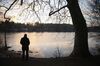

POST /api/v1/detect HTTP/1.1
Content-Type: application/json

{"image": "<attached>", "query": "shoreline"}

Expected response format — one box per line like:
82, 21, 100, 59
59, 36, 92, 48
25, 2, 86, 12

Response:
0, 47, 21, 58
0, 47, 100, 66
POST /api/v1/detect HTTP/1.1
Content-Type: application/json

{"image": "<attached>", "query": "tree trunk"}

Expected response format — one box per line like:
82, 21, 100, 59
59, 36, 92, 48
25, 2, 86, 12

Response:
67, 0, 91, 57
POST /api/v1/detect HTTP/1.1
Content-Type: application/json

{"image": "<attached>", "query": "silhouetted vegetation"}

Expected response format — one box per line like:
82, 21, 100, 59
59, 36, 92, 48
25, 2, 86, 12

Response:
0, 21, 74, 32
0, 21, 100, 32
0, 21, 34, 32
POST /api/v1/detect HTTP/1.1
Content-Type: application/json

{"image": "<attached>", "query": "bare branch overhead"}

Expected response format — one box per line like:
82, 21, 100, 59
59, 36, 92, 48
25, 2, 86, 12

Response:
4, 0, 18, 19
49, 5, 67, 16
20, 0, 23, 5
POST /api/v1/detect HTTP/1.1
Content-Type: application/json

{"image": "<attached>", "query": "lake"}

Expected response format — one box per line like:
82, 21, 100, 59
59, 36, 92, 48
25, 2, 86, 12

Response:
0, 32, 100, 58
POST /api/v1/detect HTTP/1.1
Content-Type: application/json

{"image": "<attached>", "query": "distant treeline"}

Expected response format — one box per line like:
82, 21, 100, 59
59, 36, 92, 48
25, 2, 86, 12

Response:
0, 21, 100, 32
88, 26, 100, 32
0, 21, 74, 32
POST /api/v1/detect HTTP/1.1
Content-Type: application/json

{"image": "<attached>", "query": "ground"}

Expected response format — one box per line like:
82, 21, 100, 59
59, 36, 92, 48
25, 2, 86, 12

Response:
0, 48, 100, 66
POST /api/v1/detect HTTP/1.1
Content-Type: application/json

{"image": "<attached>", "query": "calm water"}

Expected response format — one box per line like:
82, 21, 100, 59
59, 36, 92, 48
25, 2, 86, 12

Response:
0, 32, 100, 58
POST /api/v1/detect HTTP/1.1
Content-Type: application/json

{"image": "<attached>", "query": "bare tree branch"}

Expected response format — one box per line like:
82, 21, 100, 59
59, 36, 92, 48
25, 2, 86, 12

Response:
20, 0, 23, 5
34, 10, 42, 23
19, 3, 32, 16
4, 0, 18, 19
0, 5, 8, 9
49, 5, 67, 16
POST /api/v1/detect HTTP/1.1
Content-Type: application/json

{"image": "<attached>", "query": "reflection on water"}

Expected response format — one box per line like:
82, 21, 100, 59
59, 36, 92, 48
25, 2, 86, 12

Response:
0, 32, 100, 58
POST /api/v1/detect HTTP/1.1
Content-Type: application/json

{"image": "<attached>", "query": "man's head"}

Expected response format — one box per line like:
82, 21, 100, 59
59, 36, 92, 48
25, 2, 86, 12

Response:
24, 34, 27, 37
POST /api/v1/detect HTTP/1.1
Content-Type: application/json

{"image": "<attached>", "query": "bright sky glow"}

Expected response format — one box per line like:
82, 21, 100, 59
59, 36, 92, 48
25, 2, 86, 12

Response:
0, 0, 91, 24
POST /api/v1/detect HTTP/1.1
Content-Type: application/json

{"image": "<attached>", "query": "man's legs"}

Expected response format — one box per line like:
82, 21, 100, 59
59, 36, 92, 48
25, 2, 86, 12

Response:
26, 46, 29, 60
22, 49, 25, 59
22, 46, 25, 60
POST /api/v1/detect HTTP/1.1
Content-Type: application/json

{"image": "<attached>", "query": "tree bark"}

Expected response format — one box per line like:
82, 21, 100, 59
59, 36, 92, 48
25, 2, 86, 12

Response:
67, 0, 91, 57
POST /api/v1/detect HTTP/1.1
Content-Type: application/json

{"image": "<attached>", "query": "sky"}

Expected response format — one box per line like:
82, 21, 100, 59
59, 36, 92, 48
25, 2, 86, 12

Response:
0, 0, 91, 24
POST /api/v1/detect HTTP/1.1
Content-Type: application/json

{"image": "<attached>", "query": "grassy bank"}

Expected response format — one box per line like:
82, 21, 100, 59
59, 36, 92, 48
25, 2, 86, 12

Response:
0, 47, 100, 66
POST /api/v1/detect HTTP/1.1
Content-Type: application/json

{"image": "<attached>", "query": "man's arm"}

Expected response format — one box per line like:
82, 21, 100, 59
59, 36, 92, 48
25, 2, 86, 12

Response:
20, 38, 23, 45
28, 38, 30, 45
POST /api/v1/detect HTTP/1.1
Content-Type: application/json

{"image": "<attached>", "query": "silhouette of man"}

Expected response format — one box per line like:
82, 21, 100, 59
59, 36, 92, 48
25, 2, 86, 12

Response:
20, 34, 30, 60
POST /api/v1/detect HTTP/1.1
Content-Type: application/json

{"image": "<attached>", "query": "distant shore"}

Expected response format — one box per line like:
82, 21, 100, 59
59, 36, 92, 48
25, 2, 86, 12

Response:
0, 22, 100, 32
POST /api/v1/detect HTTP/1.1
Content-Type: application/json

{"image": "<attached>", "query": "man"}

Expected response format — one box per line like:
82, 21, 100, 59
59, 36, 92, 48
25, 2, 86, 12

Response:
20, 34, 30, 60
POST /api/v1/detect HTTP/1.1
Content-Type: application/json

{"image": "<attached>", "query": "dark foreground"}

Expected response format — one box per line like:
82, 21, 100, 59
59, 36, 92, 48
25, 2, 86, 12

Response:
0, 48, 100, 66
0, 56, 100, 66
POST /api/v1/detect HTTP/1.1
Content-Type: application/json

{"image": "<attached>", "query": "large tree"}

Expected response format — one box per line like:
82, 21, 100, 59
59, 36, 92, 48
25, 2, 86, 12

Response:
66, 0, 91, 57
50, 0, 91, 57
